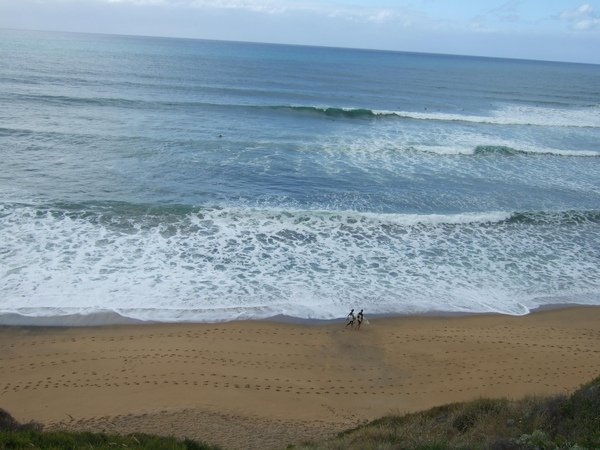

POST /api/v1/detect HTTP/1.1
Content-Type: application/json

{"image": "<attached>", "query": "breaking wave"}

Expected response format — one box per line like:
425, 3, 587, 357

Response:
277, 104, 600, 129
9, 89, 600, 129
2, 201, 599, 323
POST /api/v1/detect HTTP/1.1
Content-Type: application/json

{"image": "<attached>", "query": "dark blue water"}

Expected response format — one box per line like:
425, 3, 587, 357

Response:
1, 29, 599, 322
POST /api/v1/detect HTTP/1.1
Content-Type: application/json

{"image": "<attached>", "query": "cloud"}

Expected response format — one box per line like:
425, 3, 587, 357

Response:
194, 0, 402, 24
89, 0, 289, 13
105, 0, 167, 4
468, 1, 524, 32
90, 0, 404, 24
325, 7, 400, 24
560, 3, 600, 30
188, 0, 287, 14
488, 0, 523, 22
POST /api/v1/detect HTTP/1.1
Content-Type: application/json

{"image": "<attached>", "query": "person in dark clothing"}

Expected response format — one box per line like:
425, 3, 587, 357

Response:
345, 309, 355, 328
356, 309, 364, 330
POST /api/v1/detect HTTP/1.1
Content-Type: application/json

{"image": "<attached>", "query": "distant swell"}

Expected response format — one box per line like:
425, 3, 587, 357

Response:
11, 90, 600, 129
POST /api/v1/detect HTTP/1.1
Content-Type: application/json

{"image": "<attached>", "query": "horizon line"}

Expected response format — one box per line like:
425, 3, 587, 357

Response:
3, 26, 599, 67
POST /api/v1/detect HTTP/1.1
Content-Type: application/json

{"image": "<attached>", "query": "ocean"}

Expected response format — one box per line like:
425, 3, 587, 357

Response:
1, 29, 599, 324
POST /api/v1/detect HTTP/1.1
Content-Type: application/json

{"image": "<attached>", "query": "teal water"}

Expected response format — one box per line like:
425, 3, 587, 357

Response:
1, 29, 599, 322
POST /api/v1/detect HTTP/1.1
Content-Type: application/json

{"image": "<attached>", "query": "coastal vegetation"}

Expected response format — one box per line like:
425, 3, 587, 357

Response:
0, 411, 220, 450
295, 375, 600, 450
1, 375, 598, 450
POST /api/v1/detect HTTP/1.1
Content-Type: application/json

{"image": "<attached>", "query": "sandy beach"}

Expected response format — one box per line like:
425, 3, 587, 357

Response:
1, 306, 599, 449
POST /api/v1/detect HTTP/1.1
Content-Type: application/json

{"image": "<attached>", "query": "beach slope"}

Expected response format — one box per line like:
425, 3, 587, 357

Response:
1, 307, 599, 449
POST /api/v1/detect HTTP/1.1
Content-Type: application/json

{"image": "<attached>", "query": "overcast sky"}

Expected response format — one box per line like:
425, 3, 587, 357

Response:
1, 0, 599, 63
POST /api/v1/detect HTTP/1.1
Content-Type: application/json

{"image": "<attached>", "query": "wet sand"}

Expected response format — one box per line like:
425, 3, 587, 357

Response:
1, 306, 599, 449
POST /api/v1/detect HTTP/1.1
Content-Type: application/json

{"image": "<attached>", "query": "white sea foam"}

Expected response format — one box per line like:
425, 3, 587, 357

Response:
304, 129, 600, 203
263, 104, 598, 129
1, 203, 599, 324
373, 104, 600, 128
308, 122, 599, 163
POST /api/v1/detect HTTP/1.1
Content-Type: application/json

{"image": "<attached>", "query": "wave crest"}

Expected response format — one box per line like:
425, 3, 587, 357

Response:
14, 90, 600, 129
4, 201, 600, 228
279, 104, 600, 129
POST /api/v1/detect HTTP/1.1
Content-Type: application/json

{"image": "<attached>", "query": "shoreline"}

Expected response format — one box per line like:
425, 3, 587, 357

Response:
1, 305, 599, 449
0, 302, 597, 327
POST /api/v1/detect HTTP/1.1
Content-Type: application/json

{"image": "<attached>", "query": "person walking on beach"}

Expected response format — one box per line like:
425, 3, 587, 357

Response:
356, 309, 364, 330
345, 309, 355, 328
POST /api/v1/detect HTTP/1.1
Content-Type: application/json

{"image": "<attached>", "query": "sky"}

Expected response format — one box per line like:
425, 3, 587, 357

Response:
1, 0, 599, 63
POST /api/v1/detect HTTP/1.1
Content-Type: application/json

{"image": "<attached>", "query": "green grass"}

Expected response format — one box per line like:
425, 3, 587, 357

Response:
0, 410, 221, 450
0, 430, 219, 450
2, 375, 598, 449
291, 375, 600, 450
